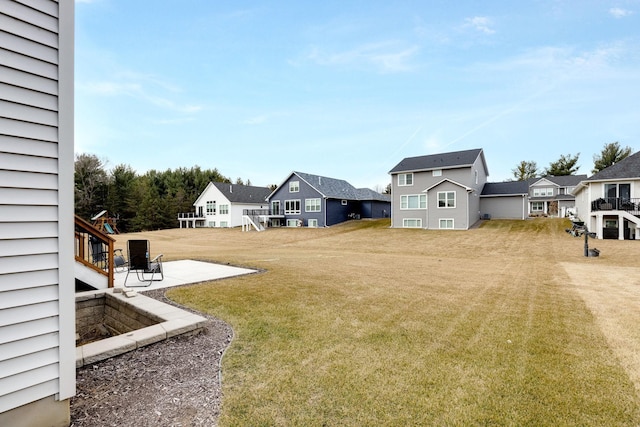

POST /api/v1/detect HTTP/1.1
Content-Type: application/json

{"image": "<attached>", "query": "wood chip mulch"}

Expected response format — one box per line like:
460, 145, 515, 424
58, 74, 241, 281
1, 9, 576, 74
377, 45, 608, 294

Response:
70, 289, 233, 427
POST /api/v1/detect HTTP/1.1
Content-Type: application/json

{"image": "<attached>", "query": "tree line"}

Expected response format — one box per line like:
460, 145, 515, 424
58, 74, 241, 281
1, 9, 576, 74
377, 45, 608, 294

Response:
74, 154, 260, 232
511, 141, 633, 181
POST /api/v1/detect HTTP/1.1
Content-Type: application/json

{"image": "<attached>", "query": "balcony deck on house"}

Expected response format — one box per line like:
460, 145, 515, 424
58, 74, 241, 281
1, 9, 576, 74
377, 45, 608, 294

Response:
177, 212, 206, 228
591, 197, 640, 216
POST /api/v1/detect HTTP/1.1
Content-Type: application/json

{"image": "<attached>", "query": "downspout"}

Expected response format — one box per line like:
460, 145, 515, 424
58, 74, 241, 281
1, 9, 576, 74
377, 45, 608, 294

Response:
324, 197, 327, 227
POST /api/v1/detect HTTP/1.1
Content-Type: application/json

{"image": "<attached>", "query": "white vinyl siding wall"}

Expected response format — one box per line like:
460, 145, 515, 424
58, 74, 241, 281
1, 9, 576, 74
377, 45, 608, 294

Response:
0, 0, 75, 415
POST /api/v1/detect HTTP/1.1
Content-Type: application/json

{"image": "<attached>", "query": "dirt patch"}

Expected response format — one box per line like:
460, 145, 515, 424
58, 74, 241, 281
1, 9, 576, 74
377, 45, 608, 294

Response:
70, 289, 232, 427
561, 262, 640, 394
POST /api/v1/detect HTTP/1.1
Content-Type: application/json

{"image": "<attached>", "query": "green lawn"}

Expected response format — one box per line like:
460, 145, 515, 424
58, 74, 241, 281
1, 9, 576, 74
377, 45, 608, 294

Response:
140, 218, 640, 425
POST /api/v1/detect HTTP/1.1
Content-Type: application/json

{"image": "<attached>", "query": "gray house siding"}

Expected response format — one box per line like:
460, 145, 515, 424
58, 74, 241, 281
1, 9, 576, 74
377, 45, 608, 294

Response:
326, 198, 351, 225
362, 200, 390, 219
269, 175, 327, 227
0, 0, 75, 425
390, 149, 487, 229
269, 172, 390, 227
426, 180, 470, 229
480, 196, 527, 219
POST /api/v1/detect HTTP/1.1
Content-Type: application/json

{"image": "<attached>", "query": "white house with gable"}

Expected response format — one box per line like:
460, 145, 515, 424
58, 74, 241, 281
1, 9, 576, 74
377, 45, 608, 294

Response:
178, 182, 271, 228
0, 1, 75, 426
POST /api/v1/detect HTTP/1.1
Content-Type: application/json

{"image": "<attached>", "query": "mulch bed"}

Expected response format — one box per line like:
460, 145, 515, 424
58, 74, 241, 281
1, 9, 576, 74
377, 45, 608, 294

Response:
70, 289, 233, 427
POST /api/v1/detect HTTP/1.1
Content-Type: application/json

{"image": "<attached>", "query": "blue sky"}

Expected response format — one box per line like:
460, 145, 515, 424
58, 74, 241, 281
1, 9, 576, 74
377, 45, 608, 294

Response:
75, 1, 640, 190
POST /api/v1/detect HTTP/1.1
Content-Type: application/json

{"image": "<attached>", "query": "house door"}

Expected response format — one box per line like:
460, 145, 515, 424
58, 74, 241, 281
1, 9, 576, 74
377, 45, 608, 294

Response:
271, 201, 281, 215
605, 183, 631, 209
197, 206, 203, 217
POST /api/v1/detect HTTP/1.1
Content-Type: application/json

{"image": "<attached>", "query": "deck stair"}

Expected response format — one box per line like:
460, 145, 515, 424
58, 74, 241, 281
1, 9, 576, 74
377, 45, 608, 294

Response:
74, 215, 117, 290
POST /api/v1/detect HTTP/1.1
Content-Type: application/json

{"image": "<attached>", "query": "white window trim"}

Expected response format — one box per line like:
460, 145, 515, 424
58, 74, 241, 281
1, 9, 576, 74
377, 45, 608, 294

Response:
305, 198, 321, 212
437, 191, 456, 208
433, 169, 442, 177
398, 173, 414, 186
289, 181, 300, 193
400, 194, 427, 210
533, 187, 554, 197
403, 218, 422, 228
439, 218, 454, 229
531, 201, 544, 212
285, 199, 301, 214
308, 219, 318, 227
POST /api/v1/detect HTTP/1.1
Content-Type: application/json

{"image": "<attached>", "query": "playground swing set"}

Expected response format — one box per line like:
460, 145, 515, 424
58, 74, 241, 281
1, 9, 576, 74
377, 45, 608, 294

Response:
91, 210, 120, 234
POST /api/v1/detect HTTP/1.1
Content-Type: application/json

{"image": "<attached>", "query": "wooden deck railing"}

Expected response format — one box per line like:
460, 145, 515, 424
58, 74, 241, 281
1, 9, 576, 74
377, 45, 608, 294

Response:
74, 215, 116, 288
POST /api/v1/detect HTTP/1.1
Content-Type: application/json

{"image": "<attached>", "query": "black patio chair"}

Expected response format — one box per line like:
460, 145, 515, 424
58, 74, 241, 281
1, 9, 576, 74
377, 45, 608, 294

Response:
124, 239, 164, 287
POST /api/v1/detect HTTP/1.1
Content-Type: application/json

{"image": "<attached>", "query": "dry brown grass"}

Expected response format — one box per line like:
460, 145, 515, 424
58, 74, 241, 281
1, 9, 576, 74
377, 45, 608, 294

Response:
115, 218, 640, 425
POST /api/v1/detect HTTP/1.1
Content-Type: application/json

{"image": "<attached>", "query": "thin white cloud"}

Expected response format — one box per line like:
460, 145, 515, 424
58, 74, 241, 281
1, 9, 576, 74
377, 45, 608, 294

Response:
306, 41, 420, 73
463, 16, 496, 34
241, 115, 269, 125
78, 73, 203, 114
609, 7, 633, 18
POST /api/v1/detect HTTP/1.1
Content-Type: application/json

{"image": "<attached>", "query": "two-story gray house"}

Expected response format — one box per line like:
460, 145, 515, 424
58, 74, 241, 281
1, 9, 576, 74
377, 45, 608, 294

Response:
389, 149, 489, 229
528, 175, 586, 217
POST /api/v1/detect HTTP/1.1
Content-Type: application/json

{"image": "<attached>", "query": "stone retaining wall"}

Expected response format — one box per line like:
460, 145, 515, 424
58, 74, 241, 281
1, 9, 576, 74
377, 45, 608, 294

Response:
76, 292, 161, 344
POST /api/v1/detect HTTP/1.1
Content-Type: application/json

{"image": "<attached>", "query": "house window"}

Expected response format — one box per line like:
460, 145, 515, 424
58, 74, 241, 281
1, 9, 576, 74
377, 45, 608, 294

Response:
474, 170, 478, 185
433, 170, 442, 177
403, 218, 422, 228
286, 219, 301, 227
400, 194, 426, 209
306, 198, 321, 212
285, 199, 301, 214
208, 221, 215, 227
531, 201, 544, 212
438, 191, 455, 208
439, 219, 454, 229
219, 204, 229, 215
220, 221, 228, 227
533, 188, 553, 197
206, 201, 216, 215
605, 183, 631, 199
289, 181, 299, 192
398, 173, 413, 186
308, 219, 318, 227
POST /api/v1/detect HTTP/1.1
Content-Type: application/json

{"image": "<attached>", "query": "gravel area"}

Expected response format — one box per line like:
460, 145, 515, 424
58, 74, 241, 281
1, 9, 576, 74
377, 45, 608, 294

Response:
70, 289, 233, 427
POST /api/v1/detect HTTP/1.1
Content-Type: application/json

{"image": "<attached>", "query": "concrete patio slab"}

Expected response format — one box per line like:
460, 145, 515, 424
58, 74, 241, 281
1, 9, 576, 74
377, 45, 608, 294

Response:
76, 260, 254, 367
114, 259, 257, 290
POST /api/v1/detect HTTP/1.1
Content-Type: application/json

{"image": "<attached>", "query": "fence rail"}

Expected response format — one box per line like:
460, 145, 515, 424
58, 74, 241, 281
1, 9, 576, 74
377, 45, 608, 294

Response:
243, 209, 284, 216
591, 197, 640, 215
177, 212, 206, 219
74, 215, 116, 288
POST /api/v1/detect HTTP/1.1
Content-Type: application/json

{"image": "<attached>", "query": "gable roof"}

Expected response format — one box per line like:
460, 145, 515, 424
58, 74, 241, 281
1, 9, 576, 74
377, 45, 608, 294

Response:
424, 178, 474, 193
212, 182, 271, 204
586, 151, 640, 181
294, 171, 359, 199
355, 187, 391, 202
531, 175, 587, 187
194, 182, 270, 205
481, 180, 529, 196
268, 171, 389, 202
389, 148, 488, 175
